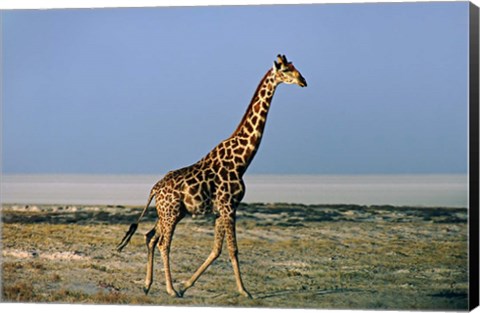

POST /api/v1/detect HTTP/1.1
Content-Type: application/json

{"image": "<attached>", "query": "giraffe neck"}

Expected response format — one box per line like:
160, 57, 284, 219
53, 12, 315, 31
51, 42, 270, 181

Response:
229, 68, 279, 170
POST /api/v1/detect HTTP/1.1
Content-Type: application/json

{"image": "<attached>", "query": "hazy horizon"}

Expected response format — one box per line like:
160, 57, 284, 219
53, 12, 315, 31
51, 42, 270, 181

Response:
1, 173, 468, 207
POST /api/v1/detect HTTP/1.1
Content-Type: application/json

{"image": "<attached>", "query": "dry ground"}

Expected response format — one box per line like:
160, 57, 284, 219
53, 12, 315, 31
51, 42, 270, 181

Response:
1, 203, 469, 310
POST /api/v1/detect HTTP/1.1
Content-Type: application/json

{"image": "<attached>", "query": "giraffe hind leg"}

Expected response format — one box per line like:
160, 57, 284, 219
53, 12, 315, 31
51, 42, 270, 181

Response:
157, 219, 181, 297
144, 224, 163, 295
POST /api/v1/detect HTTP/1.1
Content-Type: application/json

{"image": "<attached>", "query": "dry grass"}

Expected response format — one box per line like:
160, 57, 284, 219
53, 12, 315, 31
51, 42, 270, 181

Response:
1, 203, 469, 309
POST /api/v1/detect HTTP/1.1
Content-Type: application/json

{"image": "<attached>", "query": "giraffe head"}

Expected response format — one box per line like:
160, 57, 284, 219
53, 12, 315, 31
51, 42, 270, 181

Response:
272, 54, 307, 87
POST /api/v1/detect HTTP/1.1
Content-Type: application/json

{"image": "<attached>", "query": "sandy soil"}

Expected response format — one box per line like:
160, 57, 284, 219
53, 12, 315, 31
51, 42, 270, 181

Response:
1, 203, 469, 310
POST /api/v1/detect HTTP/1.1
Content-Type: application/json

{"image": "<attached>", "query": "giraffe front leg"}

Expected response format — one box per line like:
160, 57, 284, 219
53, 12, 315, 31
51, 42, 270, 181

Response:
179, 216, 226, 297
224, 216, 252, 299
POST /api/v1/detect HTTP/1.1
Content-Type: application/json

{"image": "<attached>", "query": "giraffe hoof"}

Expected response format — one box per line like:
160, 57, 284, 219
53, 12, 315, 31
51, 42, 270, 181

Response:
167, 289, 181, 298
143, 287, 150, 295
240, 289, 253, 299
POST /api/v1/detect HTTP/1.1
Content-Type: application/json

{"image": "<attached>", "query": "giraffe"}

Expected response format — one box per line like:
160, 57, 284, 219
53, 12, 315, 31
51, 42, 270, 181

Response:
117, 54, 307, 298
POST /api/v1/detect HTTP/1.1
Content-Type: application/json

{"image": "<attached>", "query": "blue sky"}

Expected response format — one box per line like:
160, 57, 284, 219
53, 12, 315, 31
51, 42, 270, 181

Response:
2, 2, 470, 174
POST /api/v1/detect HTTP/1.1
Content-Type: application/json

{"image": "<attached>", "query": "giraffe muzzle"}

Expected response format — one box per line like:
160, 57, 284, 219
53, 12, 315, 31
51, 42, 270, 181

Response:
298, 76, 307, 87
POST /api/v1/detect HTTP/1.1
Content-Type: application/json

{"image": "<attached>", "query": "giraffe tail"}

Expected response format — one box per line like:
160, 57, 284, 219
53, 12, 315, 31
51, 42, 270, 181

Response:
116, 189, 156, 252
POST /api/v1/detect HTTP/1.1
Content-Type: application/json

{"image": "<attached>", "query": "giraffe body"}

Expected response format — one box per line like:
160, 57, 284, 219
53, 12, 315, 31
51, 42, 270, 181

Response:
117, 55, 307, 298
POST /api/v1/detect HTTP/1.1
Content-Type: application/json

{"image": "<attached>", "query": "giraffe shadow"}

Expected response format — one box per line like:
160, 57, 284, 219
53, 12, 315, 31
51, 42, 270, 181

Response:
201, 287, 357, 300
253, 287, 356, 300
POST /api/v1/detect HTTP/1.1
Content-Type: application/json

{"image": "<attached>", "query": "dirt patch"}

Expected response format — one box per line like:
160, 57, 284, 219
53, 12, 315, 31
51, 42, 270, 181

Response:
3, 249, 89, 261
